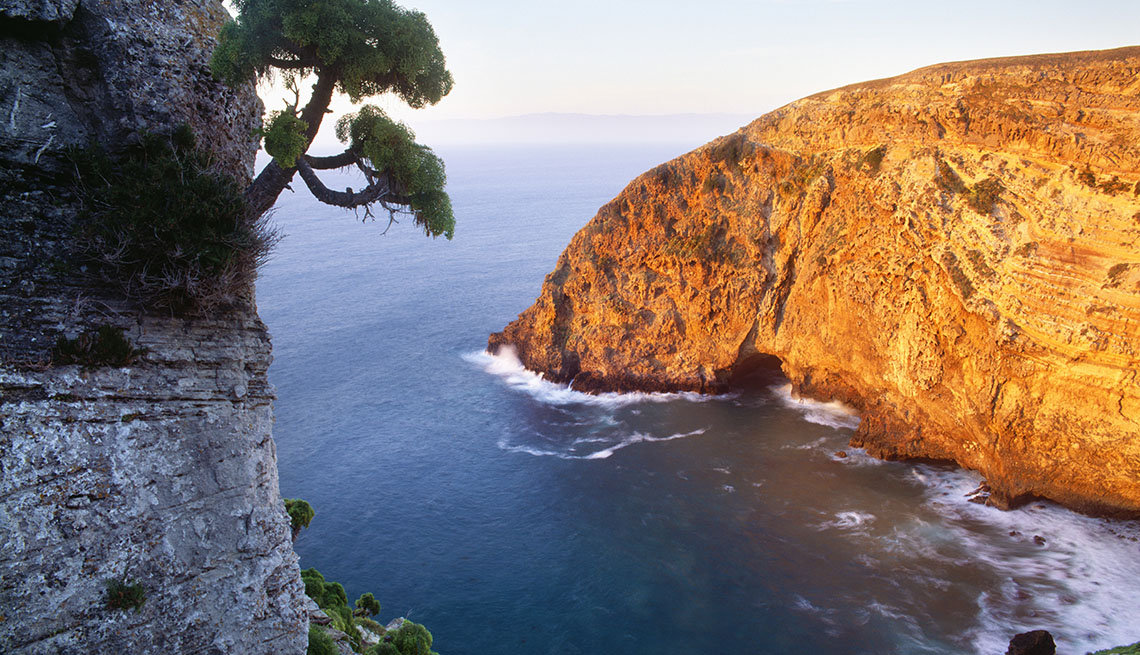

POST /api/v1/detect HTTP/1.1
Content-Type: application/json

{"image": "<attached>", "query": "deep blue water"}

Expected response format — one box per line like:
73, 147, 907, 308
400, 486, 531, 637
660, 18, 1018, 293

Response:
257, 144, 1140, 655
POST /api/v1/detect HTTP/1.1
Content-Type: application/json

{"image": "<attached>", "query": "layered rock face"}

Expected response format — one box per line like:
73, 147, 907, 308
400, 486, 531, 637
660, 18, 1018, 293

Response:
491, 47, 1140, 516
0, 1, 307, 653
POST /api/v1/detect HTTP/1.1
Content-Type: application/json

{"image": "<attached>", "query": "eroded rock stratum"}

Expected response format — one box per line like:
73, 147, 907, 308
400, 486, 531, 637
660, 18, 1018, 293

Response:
491, 47, 1140, 516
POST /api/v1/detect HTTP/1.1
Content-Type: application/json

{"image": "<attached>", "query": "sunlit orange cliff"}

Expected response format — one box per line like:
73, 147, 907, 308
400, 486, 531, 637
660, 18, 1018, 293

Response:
490, 47, 1140, 517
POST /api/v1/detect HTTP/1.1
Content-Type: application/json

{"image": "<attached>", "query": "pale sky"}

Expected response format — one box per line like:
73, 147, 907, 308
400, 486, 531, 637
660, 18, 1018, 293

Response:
247, 0, 1140, 147
361, 0, 1140, 121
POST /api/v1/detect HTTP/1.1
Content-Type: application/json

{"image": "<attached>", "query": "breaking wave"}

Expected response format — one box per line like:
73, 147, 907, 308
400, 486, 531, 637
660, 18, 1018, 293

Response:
873, 465, 1140, 654
463, 347, 712, 408
497, 428, 707, 460
771, 383, 861, 430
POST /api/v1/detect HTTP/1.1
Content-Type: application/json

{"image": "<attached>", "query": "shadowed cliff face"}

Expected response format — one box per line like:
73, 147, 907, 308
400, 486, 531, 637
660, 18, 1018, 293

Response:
490, 47, 1140, 517
0, 1, 306, 653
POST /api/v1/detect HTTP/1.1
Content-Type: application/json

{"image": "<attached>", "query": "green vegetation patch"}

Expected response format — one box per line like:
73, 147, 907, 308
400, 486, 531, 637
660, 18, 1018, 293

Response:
369, 621, 437, 655
105, 577, 145, 611
303, 568, 388, 653
308, 624, 339, 655
70, 125, 276, 312
285, 498, 315, 539
53, 326, 143, 367
966, 177, 1004, 215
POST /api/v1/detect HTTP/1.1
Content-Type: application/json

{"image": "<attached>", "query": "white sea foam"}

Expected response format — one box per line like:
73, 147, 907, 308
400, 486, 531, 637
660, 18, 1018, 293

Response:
898, 466, 1140, 654
497, 428, 707, 460
830, 510, 876, 530
463, 348, 712, 408
771, 384, 861, 430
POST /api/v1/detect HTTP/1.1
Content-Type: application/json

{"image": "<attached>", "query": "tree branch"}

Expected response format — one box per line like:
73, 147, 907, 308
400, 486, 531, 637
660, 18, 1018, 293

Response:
295, 156, 411, 209
244, 69, 342, 217
305, 150, 358, 170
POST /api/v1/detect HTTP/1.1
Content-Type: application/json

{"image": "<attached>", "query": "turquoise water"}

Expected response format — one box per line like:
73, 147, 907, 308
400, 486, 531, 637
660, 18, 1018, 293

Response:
257, 144, 1140, 654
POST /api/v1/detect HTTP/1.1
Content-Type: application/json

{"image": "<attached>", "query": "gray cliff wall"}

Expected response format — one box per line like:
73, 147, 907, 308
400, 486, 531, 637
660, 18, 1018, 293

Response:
0, 1, 308, 653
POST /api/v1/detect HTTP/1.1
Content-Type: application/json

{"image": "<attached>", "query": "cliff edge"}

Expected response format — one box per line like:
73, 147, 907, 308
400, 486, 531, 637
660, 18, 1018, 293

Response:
491, 47, 1140, 517
0, 1, 306, 653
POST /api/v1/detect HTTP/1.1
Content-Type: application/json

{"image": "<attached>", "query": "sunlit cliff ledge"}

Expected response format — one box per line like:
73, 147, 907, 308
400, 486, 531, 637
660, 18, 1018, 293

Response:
491, 47, 1140, 517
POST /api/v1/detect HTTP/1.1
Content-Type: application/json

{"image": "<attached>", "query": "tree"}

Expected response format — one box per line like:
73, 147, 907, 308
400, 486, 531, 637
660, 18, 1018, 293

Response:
284, 497, 315, 540
354, 592, 381, 617
211, 0, 455, 238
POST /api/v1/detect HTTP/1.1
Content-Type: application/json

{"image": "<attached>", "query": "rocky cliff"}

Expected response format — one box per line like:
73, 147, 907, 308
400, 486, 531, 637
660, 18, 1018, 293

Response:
490, 47, 1140, 517
0, 1, 307, 653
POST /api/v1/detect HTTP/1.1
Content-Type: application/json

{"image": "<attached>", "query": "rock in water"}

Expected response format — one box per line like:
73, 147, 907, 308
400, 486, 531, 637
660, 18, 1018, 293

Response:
490, 47, 1140, 517
1007, 630, 1056, 655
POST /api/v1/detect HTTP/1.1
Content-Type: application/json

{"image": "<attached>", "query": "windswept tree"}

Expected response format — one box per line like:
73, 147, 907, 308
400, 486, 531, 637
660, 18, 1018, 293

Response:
211, 0, 455, 238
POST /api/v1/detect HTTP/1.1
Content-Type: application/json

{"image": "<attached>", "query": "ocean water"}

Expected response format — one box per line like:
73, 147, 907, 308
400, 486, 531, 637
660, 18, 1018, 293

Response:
257, 143, 1140, 655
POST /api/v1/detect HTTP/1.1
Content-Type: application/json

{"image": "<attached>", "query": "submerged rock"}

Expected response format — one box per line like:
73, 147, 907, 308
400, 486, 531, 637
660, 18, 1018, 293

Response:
1006, 630, 1056, 655
491, 47, 1140, 517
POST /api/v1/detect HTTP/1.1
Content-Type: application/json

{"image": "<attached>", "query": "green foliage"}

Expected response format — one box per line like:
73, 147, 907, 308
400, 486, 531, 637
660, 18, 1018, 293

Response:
355, 592, 381, 617
358, 617, 384, 632
212, 0, 454, 237
966, 177, 1003, 214
301, 568, 364, 651
335, 105, 453, 238
262, 109, 309, 168
53, 325, 143, 367
308, 625, 339, 655
105, 577, 145, 611
367, 622, 436, 655
285, 498, 315, 535
388, 622, 436, 655
69, 128, 274, 311
302, 568, 348, 609
211, 0, 452, 108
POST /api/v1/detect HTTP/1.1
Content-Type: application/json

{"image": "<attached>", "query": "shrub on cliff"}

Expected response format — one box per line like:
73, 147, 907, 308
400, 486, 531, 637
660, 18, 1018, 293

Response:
211, 0, 455, 237
308, 624, 339, 655
285, 497, 315, 540
104, 577, 145, 611
303, 567, 392, 652
70, 126, 276, 312
368, 621, 437, 655
53, 325, 143, 367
